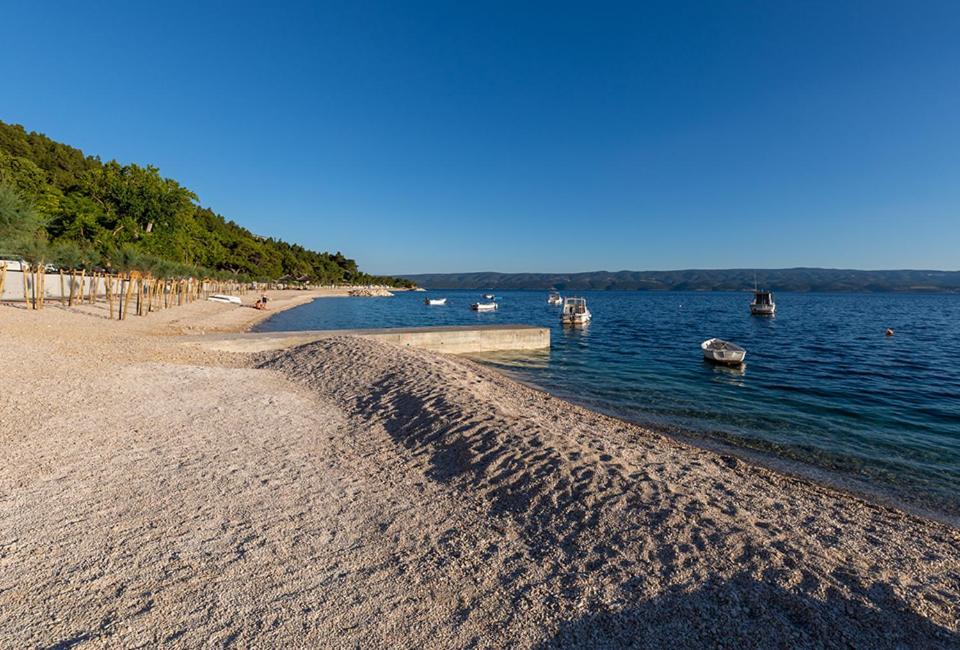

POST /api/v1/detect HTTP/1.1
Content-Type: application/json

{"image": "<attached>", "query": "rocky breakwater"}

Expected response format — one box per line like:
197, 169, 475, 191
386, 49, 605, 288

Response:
348, 287, 395, 297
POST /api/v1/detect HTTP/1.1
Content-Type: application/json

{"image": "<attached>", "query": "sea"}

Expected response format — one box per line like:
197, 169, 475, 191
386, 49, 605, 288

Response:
255, 290, 960, 520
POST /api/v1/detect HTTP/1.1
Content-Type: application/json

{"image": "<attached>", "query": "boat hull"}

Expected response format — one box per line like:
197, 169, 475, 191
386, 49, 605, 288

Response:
702, 350, 746, 365
701, 338, 746, 365
471, 303, 498, 312
208, 295, 242, 305
750, 304, 776, 316
561, 312, 591, 325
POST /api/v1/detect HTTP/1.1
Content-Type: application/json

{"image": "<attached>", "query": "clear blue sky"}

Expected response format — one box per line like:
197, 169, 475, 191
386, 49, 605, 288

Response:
2, 1, 959, 273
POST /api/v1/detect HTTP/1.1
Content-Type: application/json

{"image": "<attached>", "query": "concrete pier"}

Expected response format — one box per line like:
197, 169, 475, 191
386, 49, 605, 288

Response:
188, 324, 550, 355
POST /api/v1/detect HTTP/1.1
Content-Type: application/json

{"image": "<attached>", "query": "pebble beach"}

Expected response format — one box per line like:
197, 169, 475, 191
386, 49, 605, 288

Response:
1, 293, 958, 648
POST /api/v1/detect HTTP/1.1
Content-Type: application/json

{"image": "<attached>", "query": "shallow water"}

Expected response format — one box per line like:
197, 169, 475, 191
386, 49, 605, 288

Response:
256, 290, 960, 516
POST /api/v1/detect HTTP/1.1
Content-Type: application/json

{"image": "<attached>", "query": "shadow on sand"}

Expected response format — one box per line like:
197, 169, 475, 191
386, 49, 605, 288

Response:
536, 570, 958, 649
352, 360, 957, 649
261, 338, 959, 648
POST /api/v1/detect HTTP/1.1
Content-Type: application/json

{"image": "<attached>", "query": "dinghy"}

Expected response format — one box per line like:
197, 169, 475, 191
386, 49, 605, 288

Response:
701, 338, 746, 365
208, 294, 242, 305
471, 302, 498, 312
561, 297, 591, 325
425, 298, 447, 305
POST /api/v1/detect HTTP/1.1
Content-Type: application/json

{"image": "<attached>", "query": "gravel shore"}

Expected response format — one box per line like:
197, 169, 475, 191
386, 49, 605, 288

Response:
1, 295, 957, 648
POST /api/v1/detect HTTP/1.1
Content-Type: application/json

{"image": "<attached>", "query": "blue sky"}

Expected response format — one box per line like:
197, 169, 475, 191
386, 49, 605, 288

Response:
2, 1, 959, 273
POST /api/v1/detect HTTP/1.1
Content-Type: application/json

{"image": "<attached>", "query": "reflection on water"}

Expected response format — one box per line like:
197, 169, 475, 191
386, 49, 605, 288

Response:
470, 348, 553, 370
560, 322, 591, 338
706, 361, 747, 386
256, 289, 960, 516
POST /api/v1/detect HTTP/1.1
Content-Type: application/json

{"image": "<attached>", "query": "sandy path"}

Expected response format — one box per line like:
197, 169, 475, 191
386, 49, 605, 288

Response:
1, 299, 958, 648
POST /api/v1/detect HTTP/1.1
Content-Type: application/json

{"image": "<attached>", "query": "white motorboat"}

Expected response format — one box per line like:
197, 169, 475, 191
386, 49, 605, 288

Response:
561, 297, 591, 325
547, 292, 563, 305
483, 293, 496, 300
701, 338, 746, 365
425, 298, 447, 305
208, 294, 242, 305
750, 289, 776, 316
471, 302, 498, 312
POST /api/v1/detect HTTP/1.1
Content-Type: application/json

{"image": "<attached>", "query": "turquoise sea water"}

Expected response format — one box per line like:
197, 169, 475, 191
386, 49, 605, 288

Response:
256, 290, 960, 518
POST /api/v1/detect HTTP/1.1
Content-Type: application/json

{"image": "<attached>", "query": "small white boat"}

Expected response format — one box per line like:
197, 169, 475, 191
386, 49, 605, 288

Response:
483, 293, 496, 300
208, 294, 242, 305
561, 297, 591, 325
750, 289, 776, 316
547, 292, 563, 305
471, 302, 498, 312
425, 298, 447, 305
701, 338, 746, 365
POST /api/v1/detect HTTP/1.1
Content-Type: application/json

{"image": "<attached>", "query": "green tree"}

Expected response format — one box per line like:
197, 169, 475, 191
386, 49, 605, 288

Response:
0, 183, 42, 249
52, 240, 84, 270
0, 120, 415, 287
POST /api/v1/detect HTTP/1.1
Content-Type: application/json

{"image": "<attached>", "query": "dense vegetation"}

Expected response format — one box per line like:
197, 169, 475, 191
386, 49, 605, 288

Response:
0, 120, 413, 286
402, 268, 960, 293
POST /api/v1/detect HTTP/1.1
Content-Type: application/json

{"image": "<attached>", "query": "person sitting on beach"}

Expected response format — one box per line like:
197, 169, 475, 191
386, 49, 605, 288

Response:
260, 294, 269, 309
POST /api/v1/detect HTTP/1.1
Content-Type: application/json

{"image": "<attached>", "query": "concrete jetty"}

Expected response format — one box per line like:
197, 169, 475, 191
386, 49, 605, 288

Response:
188, 324, 550, 355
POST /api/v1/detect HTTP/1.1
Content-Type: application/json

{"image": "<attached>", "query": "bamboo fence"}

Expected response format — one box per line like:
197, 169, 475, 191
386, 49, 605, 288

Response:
2, 264, 314, 318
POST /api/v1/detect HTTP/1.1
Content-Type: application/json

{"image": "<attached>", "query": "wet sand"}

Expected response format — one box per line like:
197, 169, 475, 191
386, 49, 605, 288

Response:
0, 294, 957, 648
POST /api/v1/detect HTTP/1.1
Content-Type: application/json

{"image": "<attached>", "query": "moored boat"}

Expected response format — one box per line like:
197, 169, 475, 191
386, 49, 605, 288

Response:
750, 289, 776, 316
547, 292, 563, 305
561, 297, 591, 325
471, 302, 498, 312
701, 338, 746, 365
483, 293, 496, 300
425, 298, 447, 305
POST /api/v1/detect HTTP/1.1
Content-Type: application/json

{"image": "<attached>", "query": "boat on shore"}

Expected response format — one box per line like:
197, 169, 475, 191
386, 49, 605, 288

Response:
701, 338, 746, 365
561, 297, 591, 325
547, 292, 563, 305
471, 302, 498, 312
208, 294, 242, 305
424, 298, 447, 305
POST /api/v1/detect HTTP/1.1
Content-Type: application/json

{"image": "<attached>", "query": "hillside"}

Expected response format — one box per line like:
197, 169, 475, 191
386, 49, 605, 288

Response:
0, 120, 412, 285
400, 268, 960, 292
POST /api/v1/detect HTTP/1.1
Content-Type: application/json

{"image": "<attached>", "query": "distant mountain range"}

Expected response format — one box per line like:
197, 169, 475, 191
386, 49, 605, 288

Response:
400, 268, 960, 293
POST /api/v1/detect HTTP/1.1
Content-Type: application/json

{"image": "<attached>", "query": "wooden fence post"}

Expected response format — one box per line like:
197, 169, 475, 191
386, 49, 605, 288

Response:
106, 274, 114, 319
122, 272, 135, 320
22, 263, 30, 309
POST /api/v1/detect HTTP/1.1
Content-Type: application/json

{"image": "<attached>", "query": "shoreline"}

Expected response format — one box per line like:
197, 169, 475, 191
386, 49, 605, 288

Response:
244, 293, 960, 527
261, 336, 960, 646
484, 365, 960, 529
10, 287, 948, 526
1, 298, 957, 646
